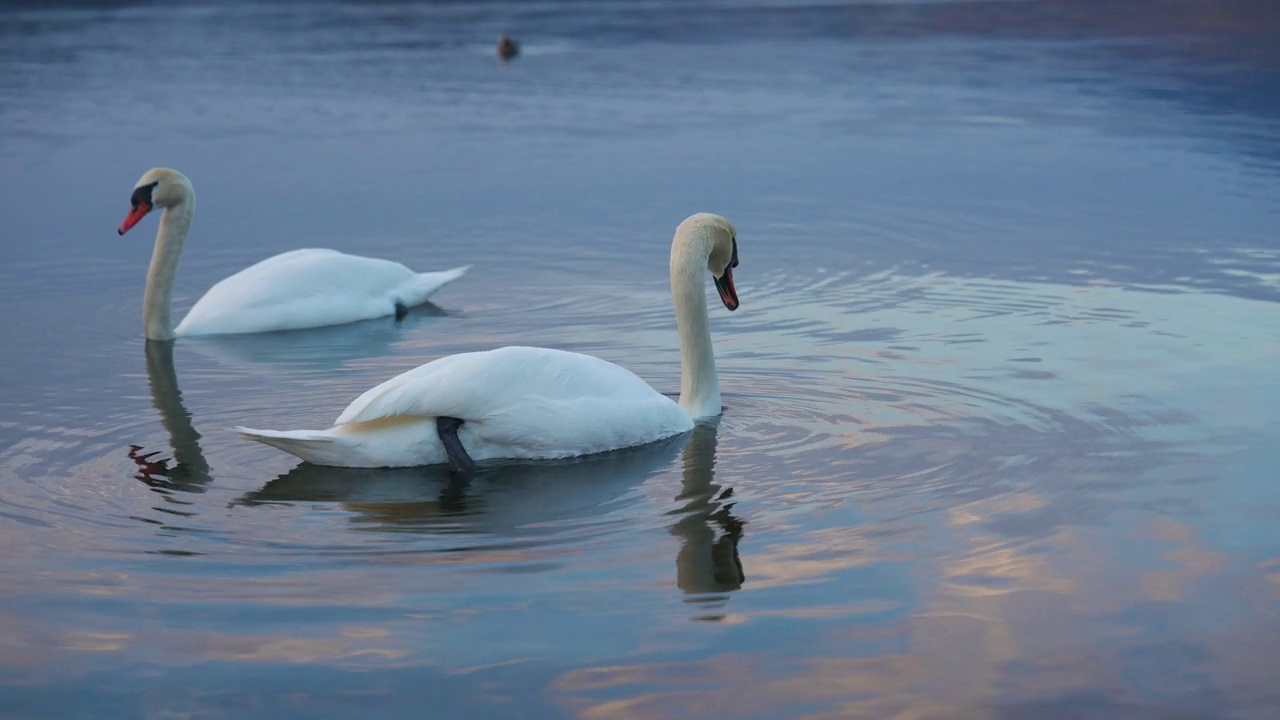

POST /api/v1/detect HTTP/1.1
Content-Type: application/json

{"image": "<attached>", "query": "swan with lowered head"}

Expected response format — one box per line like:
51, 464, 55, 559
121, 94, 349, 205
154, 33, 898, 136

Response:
118, 168, 469, 339
237, 212, 741, 470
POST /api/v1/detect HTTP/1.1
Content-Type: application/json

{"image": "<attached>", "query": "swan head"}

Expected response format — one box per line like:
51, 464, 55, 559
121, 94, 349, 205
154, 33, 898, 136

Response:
118, 168, 192, 235
675, 212, 740, 311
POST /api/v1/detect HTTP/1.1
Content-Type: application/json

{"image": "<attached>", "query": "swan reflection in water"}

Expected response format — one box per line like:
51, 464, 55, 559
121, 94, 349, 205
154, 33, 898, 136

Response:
128, 340, 213, 498
182, 303, 452, 375
670, 419, 745, 606
236, 434, 690, 534
240, 423, 746, 599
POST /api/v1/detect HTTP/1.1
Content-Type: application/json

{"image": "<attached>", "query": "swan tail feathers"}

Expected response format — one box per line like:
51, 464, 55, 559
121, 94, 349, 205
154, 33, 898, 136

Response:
402, 265, 470, 306
236, 426, 343, 465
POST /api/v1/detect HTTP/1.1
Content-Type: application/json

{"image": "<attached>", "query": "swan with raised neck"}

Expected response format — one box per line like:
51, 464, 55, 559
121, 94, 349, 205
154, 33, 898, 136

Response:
121, 168, 194, 340
237, 212, 742, 469
118, 167, 469, 340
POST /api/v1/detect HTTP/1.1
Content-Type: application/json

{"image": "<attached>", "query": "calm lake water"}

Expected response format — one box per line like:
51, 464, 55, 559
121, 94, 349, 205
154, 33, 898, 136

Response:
2, 0, 1279, 718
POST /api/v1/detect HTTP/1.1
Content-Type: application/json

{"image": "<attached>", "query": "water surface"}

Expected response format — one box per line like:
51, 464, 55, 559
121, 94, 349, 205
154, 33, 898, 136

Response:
1, 1, 1279, 718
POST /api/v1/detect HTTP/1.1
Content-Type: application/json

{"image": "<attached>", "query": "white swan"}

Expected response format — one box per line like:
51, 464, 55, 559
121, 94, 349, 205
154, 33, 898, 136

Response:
117, 168, 469, 339
237, 212, 741, 469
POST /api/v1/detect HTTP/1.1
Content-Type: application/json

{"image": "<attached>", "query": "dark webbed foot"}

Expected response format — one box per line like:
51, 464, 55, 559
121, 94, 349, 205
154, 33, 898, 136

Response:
394, 302, 410, 321
436, 416, 476, 476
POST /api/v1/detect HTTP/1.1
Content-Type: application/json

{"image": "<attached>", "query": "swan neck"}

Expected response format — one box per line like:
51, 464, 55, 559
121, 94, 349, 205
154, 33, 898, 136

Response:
143, 197, 193, 341
672, 239, 720, 418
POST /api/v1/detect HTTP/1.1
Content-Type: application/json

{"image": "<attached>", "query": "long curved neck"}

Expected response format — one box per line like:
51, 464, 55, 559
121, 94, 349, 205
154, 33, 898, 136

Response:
143, 197, 194, 341
671, 239, 720, 418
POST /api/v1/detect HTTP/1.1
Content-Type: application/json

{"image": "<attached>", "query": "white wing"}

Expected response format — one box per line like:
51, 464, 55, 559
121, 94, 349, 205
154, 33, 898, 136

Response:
334, 346, 694, 459
176, 249, 466, 335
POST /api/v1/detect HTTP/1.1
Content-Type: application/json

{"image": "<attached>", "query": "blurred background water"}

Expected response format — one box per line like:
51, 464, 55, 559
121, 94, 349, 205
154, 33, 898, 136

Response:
1, 0, 1278, 718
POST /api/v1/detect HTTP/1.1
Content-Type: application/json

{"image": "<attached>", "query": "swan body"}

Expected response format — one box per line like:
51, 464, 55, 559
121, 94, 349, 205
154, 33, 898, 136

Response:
239, 346, 695, 467
239, 212, 741, 468
118, 167, 469, 339
176, 249, 467, 336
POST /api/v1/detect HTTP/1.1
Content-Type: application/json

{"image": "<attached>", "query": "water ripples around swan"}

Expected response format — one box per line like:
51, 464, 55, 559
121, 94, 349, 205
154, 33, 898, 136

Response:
1, 258, 1252, 571
4, 0, 1280, 714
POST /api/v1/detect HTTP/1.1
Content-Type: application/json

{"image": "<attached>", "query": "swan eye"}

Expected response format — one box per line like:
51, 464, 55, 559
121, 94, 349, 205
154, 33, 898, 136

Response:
729, 238, 739, 268
130, 181, 158, 209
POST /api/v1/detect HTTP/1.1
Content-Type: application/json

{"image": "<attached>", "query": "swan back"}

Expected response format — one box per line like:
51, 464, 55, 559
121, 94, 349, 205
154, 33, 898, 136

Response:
336, 346, 668, 426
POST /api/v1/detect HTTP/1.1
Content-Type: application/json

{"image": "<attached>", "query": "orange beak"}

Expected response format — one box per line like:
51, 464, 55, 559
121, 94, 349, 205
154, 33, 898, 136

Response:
118, 202, 152, 235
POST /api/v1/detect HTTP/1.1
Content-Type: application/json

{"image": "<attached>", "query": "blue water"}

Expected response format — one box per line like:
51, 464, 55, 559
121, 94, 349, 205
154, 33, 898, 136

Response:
1, 1, 1278, 718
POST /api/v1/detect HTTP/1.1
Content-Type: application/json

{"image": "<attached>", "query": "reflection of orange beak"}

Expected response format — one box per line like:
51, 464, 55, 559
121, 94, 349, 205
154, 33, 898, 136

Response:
118, 202, 152, 235
714, 265, 739, 311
